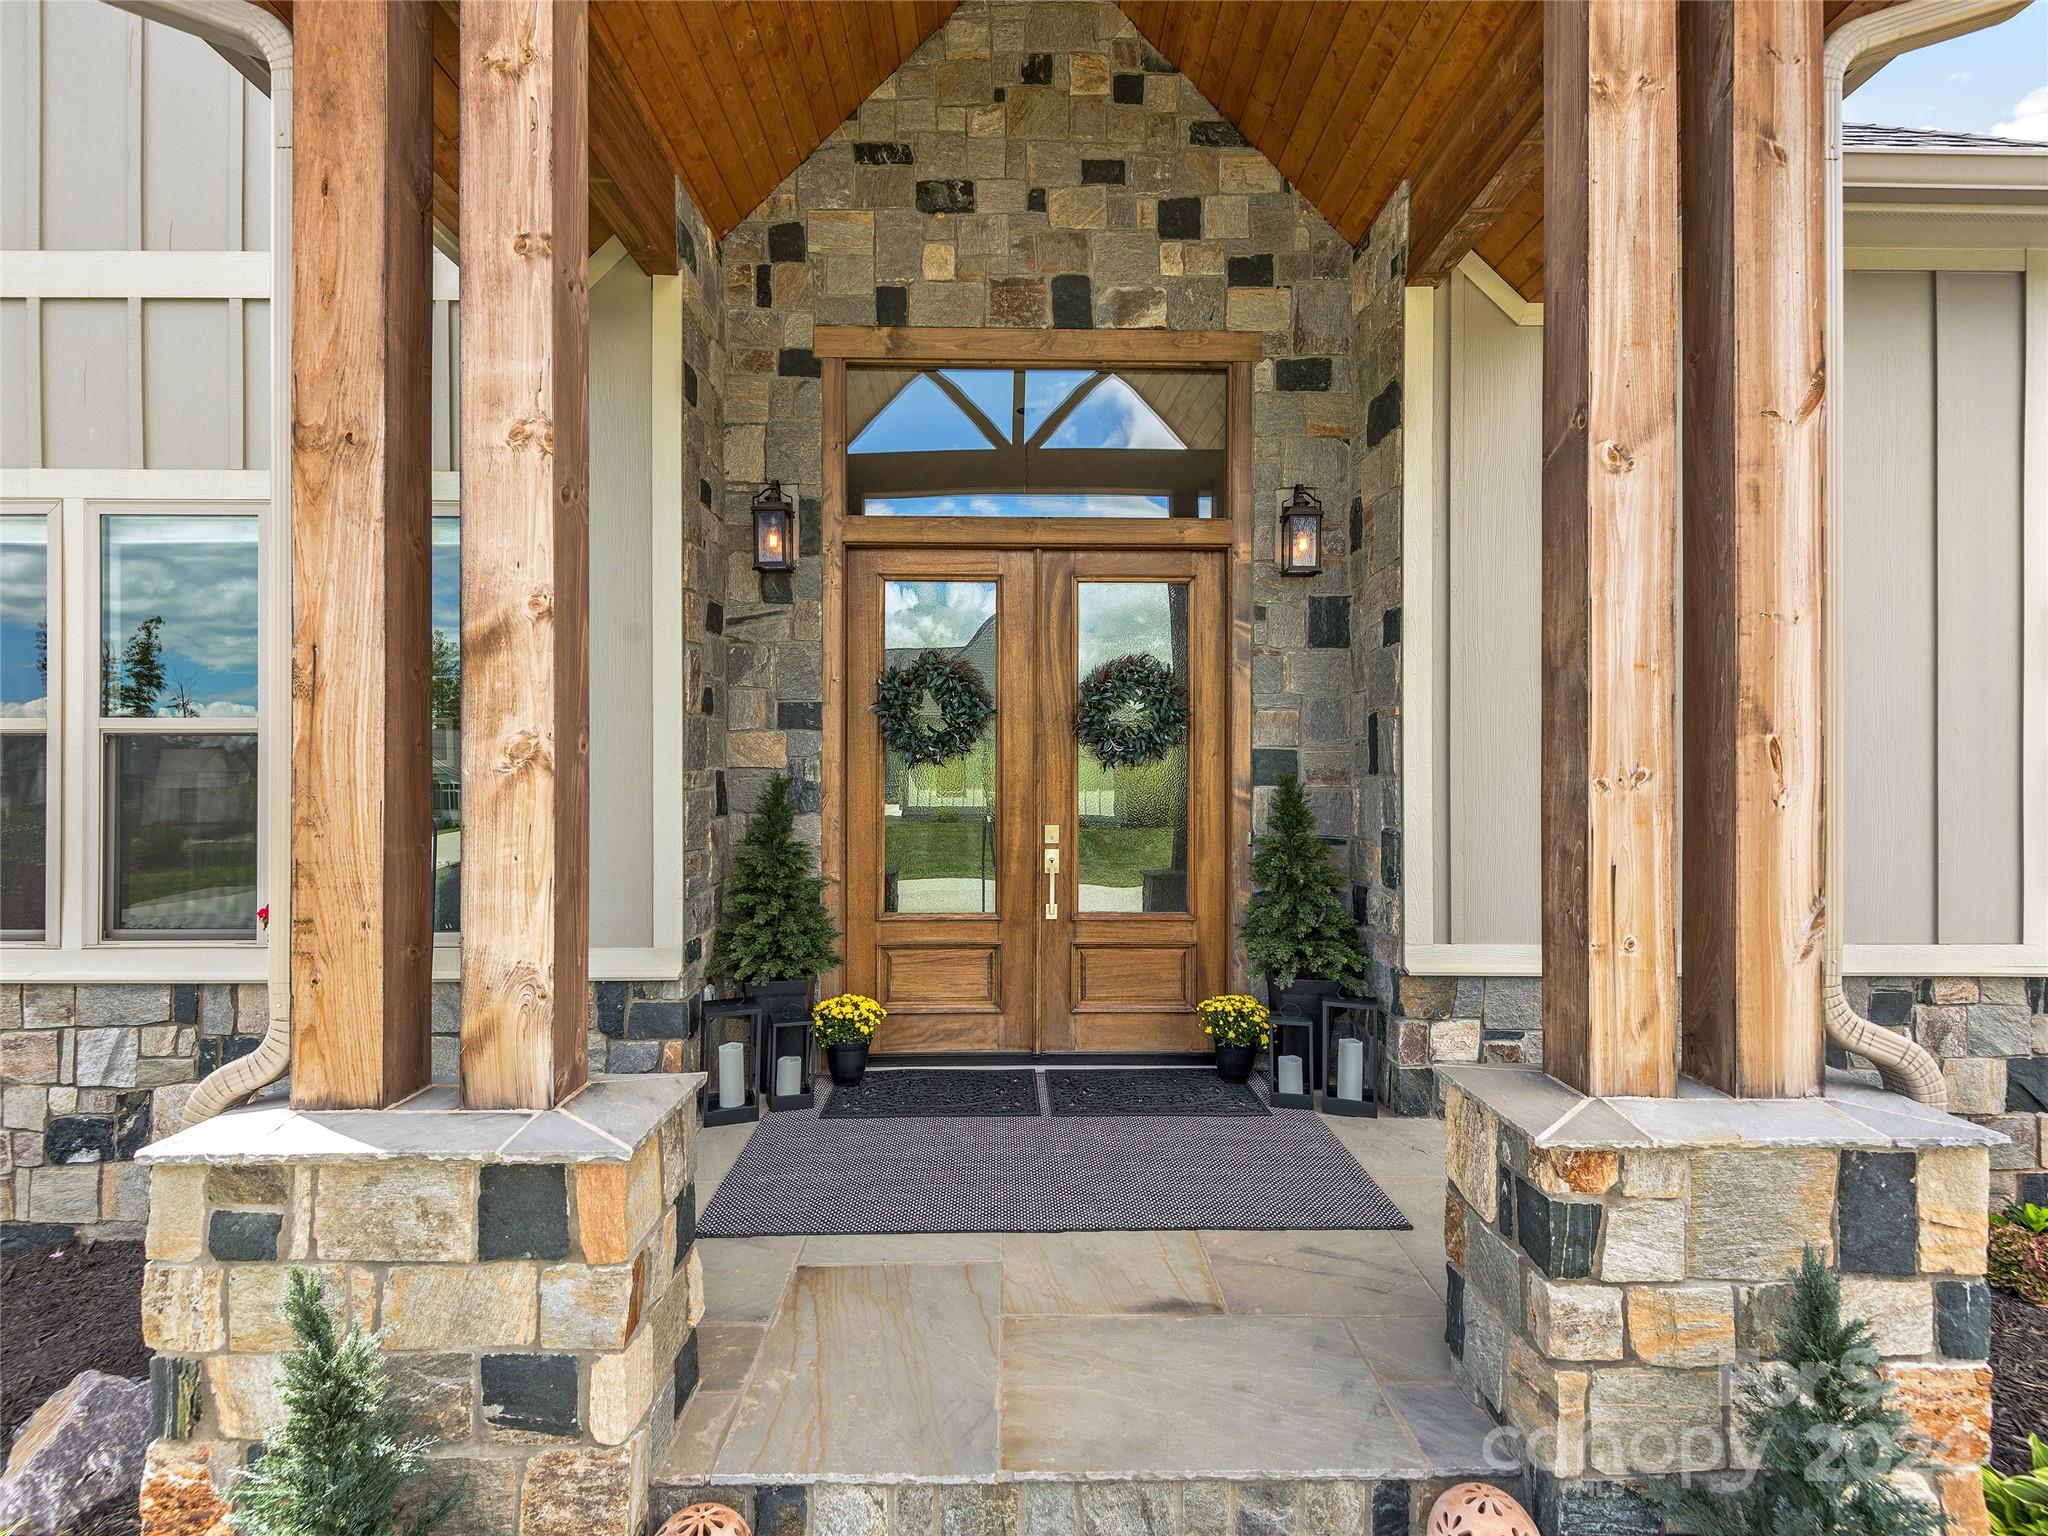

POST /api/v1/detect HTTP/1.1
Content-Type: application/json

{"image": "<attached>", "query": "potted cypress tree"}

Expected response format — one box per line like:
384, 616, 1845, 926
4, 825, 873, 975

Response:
1240, 773, 1370, 1028
712, 775, 842, 1025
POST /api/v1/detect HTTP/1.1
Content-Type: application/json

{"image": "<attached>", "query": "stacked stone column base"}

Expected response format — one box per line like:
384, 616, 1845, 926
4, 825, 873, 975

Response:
1438, 1067, 2000, 1536
135, 1075, 706, 1536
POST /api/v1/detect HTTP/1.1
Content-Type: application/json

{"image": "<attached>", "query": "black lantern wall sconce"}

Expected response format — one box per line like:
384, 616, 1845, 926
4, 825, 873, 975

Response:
752, 481, 796, 573
1278, 484, 1323, 576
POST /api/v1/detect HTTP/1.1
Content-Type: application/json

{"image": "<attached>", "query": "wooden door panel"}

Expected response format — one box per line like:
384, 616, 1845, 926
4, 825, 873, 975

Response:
878, 942, 1002, 1009
845, 547, 1037, 1054
1071, 944, 1196, 1009
1037, 549, 1226, 1054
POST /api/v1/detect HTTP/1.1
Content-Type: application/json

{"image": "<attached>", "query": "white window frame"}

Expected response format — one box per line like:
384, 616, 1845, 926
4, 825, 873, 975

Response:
2, 240, 688, 983
1399, 244, 2046, 979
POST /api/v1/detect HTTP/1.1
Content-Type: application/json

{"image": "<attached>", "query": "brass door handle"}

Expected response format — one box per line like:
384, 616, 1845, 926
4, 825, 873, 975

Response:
1043, 847, 1058, 919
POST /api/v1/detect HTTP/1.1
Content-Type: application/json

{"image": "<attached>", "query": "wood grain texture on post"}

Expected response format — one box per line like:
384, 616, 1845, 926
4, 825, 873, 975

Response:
288, 0, 436, 1110
1539, 0, 1682, 1098
458, 0, 592, 1110
1679, 0, 1827, 1097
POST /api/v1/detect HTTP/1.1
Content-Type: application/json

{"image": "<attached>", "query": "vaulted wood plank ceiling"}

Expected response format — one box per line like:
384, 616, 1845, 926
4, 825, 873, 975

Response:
257, 0, 955, 270
262, 0, 1900, 300
1124, 0, 1902, 303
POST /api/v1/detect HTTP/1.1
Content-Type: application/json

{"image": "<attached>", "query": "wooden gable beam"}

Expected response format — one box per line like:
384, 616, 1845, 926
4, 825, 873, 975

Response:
589, 33, 680, 275
1409, 2, 1543, 288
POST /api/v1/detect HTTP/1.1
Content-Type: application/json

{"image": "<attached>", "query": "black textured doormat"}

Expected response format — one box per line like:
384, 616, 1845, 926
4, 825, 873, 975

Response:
818, 1069, 1042, 1120
697, 1076, 1409, 1236
1045, 1068, 1268, 1118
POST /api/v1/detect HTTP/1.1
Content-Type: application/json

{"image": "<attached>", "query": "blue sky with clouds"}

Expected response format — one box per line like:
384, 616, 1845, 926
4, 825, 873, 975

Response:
1844, 2, 2048, 140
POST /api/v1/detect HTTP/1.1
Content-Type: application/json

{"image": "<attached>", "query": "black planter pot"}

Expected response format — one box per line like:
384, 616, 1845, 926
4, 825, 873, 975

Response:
1214, 1044, 1255, 1084
748, 976, 813, 1023
826, 1042, 871, 1086
1268, 976, 1341, 1028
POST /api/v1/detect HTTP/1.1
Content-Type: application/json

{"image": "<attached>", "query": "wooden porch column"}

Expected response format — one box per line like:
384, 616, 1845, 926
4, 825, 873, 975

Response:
1540, 0, 1682, 1098
288, 0, 435, 1110
1678, 1, 1827, 1097
458, 0, 592, 1110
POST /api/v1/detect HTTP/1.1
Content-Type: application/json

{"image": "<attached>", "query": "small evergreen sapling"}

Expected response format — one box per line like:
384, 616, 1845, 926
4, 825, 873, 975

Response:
1645, 1248, 1939, 1536
230, 1269, 457, 1536
1239, 773, 1369, 992
712, 773, 841, 985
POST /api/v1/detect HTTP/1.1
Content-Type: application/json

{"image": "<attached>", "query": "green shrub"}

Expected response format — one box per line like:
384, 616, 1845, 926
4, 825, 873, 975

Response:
1986, 1436, 2048, 1536
712, 774, 840, 986
230, 1269, 456, 1536
1645, 1248, 1938, 1536
1239, 774, 1368, 992
1994, 1202, 2048, 1236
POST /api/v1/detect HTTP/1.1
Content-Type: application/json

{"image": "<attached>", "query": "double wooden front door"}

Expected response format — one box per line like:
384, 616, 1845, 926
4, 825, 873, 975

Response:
845, 544, 1227, 1054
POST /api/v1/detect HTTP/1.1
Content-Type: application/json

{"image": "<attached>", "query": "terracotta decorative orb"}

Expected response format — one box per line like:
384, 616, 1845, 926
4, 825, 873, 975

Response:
657, 1504, 752, 1536
1426, 1483, 1539, 1536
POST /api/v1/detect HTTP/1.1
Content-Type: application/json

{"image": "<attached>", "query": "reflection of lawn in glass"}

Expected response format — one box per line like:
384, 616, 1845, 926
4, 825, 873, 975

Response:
886, 819, 1172, 896
886, 817, 994, 880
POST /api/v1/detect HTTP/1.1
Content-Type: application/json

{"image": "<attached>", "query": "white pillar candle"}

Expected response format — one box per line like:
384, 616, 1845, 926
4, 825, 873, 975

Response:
717, 1039, 747, 1110
775, 1054, 802, 1098
1277, 1054, 1305, 1096
1336, 1037, 1366, 1101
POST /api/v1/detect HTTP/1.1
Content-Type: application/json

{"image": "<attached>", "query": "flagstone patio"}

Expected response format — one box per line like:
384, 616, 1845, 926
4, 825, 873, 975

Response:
657, 1111, 1503, 1495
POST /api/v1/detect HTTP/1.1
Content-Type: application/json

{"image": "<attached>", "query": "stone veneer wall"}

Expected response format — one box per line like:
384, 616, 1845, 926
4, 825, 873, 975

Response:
651, 1477, 1493, 1536
1439, 1067, 1997, 1535
1, 187, 740, 1244
713, 0, 1364, 877
137, 1077, 705, 1536
1360, 972, 2047, 1203
674, 181, 737, 1007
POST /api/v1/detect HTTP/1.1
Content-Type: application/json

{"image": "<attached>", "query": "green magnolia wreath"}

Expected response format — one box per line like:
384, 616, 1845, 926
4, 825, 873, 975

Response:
873, 652, 995, 768
1075, 652, 1189, 769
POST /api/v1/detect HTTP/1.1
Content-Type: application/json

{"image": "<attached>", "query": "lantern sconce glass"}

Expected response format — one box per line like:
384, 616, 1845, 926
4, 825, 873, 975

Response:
1278, 484, 1322, 576
752, 481, 796, 573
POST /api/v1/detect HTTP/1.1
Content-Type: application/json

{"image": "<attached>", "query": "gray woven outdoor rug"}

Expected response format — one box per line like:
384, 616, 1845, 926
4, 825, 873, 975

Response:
697, 1069, 1410, 1236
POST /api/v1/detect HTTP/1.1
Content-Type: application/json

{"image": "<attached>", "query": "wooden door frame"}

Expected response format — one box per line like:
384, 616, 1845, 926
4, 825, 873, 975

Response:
814, 327, 1258, 1015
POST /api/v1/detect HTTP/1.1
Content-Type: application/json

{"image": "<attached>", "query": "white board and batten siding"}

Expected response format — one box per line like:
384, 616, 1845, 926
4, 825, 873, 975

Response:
1, 0, 682, 981
1404, 246, 2045, 978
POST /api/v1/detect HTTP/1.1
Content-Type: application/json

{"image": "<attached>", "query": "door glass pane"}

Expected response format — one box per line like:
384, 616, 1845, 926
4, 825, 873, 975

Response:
1, 735, 46, 938
100, 515, 259, 718
2, 516, 49, 718
431, 515, 461, 932
882, 580, 997, 914
1077, 582, 1189, 913
106, 733, 258, 936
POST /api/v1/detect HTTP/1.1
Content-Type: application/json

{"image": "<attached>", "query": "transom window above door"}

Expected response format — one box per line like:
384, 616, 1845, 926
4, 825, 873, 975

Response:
846, 365, 1226, 520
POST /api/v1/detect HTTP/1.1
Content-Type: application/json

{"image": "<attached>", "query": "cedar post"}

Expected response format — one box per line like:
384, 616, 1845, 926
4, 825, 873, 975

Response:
288, 0, 435, 1110
1678, 1, 1827, 1096
1540, 0, 1682, 1098
458, 0, 592, 1110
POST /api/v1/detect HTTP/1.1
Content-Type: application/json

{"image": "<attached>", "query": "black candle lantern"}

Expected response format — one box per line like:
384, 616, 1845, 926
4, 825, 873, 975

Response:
700, 998, 766, 1127
1319, 996, 1377, 1117
1267, 1003, 1316, 1110
752, 481, 796, 572
762, 1009, 816, 1112
1278, 484, 1323, 576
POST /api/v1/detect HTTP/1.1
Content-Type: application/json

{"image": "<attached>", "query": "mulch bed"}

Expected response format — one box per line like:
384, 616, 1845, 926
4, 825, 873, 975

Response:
1, 1233, 148, 1451
1991, 1291, 2047, 1475
1, 1233, 148, 1536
